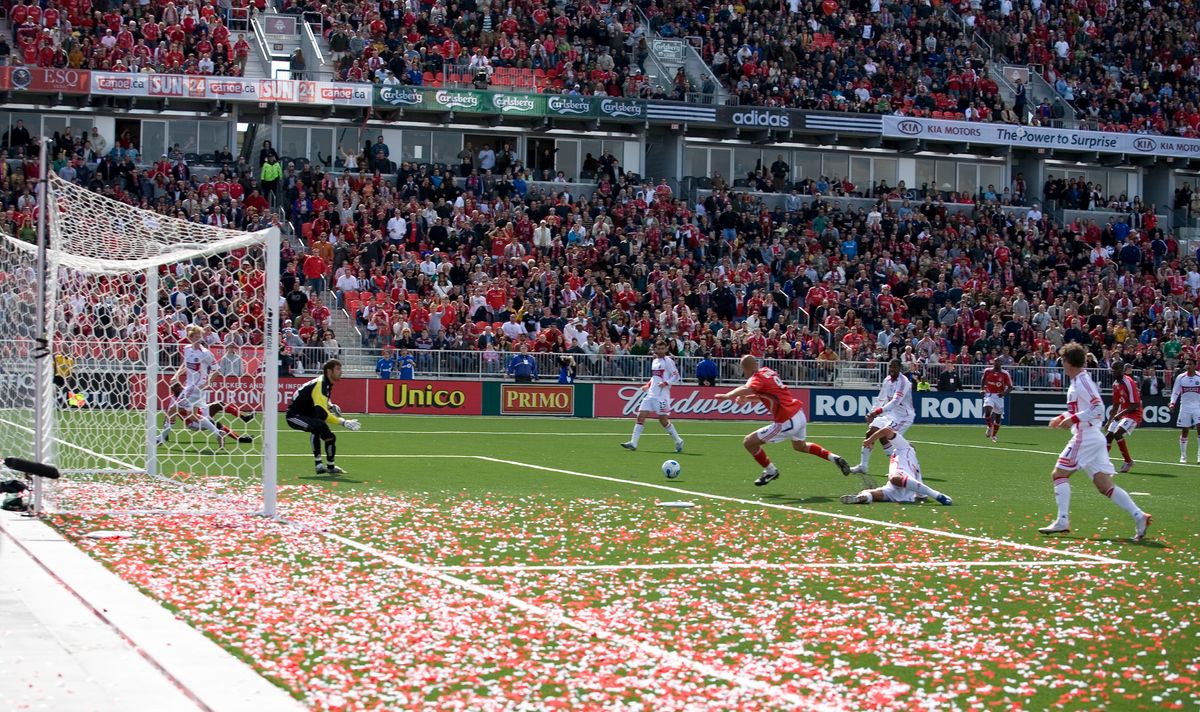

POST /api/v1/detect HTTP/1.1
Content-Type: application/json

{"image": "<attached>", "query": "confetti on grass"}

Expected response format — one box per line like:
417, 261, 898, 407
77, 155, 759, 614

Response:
46, 479, 1200, 711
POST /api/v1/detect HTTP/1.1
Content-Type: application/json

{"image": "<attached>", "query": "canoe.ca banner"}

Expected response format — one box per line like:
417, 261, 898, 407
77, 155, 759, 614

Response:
592, 384, 810, 421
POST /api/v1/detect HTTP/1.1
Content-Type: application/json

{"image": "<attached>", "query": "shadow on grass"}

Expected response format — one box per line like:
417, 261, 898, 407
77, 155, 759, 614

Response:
298, 474, 366, 484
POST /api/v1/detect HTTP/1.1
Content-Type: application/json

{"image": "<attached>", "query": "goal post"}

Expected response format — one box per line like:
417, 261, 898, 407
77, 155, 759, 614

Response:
0, 165, 280, 517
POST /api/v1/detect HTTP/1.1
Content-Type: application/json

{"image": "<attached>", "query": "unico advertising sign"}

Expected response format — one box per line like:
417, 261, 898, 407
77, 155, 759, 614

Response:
500, 384, 574, 415
593, 384, 809, 421
366, 379, 482, 415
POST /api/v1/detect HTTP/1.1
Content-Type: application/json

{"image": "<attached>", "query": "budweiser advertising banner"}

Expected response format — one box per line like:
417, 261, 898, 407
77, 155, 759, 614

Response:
593, 384, 810, 421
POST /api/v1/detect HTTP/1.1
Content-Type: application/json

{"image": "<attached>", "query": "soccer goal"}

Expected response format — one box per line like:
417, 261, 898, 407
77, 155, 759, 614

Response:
0, 168, 281, 516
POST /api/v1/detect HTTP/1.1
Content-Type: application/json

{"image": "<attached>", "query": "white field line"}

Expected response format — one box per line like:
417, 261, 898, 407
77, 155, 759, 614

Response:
0, 415, 139, 471
474, 456, 1128, 565
320, 529, 821, 710
435, 559, 1110, 573
303, 428, 1196, 470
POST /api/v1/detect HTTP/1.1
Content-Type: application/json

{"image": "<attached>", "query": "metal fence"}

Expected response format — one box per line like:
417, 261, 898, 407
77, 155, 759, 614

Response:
281, 347, 1136, 394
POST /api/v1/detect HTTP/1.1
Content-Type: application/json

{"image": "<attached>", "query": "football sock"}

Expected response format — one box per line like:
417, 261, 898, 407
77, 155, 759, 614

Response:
630, 423, 644, 446
897, 475, 942, 499
1053, 477, 1071, 522
858, 446, 872, 469
158, 419, 174, 441
325, 439, 336, 464
993, 422, 1001, 438
806, 443, 832, 460
198, 416, 221, 435
1181, 437, 1189, 460
1117, 439, 1132, 462
311, 433, 321, 461
1104, 485, 1142, 517
665, 424, 682, 443
751, 448, 771, 468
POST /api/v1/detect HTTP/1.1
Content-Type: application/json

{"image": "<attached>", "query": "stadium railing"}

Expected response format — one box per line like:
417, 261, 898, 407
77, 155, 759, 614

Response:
275, 347, 1120, 393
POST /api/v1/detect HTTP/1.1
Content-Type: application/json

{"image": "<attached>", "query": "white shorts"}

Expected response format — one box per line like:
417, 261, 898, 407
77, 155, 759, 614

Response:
1178, 408, 1200, 428
638, 395, 670, 416
879, 448, 921, 503
983, 394, 1005, 414
178, 387, 207, 413
1056, 426, 1114, 477
754, 410, 808, 444
1105, 418, 1138, 436
869, 413, 913, 434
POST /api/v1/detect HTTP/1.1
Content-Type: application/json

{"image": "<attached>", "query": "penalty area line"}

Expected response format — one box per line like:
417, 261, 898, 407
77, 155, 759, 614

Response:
436, 559, 1111, 573
474, 456, 1128, 566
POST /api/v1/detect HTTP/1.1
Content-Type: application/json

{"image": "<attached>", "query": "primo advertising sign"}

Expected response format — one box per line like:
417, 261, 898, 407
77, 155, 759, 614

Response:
592, 384, 809, 421
500, 384, 574, 415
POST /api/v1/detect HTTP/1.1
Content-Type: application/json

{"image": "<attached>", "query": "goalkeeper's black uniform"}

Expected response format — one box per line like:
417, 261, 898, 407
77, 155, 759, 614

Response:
287, 375, 341, 469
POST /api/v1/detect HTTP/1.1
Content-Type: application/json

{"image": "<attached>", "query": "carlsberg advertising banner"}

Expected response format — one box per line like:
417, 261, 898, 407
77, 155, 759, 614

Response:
372, 87, 648, 120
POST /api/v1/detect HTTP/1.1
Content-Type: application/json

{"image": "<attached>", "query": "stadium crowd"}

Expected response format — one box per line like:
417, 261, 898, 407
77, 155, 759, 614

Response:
2, 0, 1195, 136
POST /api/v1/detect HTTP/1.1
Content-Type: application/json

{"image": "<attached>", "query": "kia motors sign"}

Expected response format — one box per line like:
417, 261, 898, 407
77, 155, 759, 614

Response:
593, 384, 809, 421
501, 384, 574, 415
882, 115, 1200, 159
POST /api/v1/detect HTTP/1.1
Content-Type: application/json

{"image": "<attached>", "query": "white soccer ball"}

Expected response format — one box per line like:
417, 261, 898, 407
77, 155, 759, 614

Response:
662, 460, 681, 479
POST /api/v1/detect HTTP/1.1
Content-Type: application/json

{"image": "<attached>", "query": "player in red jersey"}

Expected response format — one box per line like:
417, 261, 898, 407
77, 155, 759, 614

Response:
981, 359, 1013, 442
1105, 360, 1141, 473
715, 355, 851, 486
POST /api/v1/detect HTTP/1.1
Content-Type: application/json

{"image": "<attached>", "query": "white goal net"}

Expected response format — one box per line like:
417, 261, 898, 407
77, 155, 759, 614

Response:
0, 170, 280, 515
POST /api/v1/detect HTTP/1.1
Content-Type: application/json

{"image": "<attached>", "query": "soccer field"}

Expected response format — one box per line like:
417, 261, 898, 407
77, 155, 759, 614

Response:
48, 415, 1200, 710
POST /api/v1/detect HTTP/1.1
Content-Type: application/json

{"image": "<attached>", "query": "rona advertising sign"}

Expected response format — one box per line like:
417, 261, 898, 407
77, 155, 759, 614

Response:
500, 384, 574, 415
593, 384, 809, 421
807, 389, 998, 425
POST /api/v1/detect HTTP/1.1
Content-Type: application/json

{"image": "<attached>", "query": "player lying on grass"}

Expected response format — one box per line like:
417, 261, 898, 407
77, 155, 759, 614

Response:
286, 358, 359, 475
839, 426, 952, 505
621, 339, 684, 453
158, 381, 255, 445
715, 355, 851, 487
1040, 343, 1151, 542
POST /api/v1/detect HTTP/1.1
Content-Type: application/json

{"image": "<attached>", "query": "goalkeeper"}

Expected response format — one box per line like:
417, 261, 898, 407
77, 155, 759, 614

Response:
286, 358, 359, 475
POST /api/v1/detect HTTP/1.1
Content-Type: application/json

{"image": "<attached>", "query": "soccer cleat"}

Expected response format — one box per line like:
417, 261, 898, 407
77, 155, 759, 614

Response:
1134, 512, 1152, 542
240, 413, 254, 423
990, 434, 997, 443
1038, 520, 1071, 535
620, 442, 637, 451
237, 435, 254, 444
840, 493, 869, 504
832, 455, 851, 476
935, 494, 953, 506
316, 463, 328, 474
754, 467, 780, 487
674, 440, 684, 454
1119, 461, 1134, 473
325, 464, 347, 475
848, 464, 868, 475
1181, 456, 1187, 464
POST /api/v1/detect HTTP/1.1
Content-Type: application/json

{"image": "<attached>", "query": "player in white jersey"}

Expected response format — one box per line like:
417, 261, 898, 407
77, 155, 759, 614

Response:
1169, 358, 1200, 463
1039, 344, 1151, 541
621, 340, 684, 453
158, 325, 224, 446
850, 359, 915, 475
840, 427, 952, 505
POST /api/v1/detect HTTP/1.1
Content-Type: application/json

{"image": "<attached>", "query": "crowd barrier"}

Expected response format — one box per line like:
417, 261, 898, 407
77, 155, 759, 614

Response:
54, 372, 1181, 428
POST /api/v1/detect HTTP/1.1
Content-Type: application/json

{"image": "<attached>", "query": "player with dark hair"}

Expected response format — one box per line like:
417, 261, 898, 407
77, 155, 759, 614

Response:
1040, 343, 1150, 541
286, 359, 360, 475
981, 358, 1013, 442
715, 355, 850, 486
1104, 359, 1141, 472
850, 358, 914, 475
159, 381, 254, 444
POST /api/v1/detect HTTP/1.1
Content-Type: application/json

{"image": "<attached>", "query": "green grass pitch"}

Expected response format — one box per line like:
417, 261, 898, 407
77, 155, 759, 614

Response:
47, 414, 1200, 710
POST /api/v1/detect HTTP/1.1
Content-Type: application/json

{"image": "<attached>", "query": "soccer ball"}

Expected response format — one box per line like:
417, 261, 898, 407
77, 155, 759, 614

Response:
67, 392, 87, 408
662, 460, 681, 479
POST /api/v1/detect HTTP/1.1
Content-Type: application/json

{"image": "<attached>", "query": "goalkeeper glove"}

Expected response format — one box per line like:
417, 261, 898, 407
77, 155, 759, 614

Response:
329, 403, 343, 417
341, 418, 361, 431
